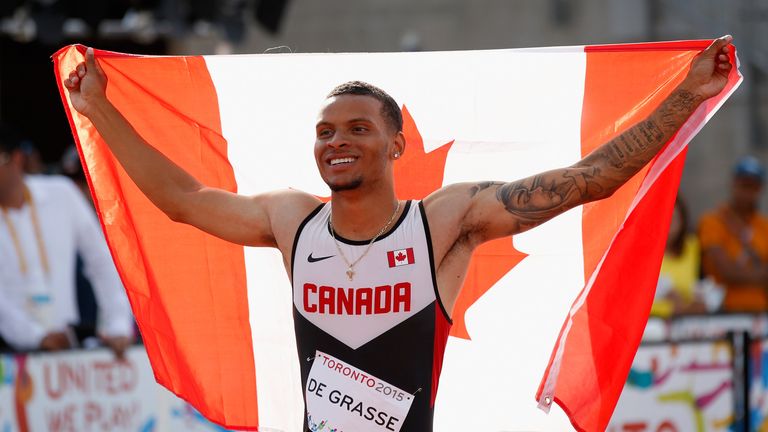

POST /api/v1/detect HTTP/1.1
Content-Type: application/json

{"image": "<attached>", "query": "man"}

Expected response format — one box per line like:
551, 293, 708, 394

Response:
699, 155, 768, 312
0, 125, 134, 357
63, 36, 733, 430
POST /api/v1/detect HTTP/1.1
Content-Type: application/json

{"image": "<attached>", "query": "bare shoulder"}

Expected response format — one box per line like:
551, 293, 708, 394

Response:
422, 182, 476, 219
422, 182, 491, 264
423, 182, 504, 232
263, 189, 323, 253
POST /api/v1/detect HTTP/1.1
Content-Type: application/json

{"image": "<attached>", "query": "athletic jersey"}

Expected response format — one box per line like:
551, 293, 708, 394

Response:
291, 200, 452, 431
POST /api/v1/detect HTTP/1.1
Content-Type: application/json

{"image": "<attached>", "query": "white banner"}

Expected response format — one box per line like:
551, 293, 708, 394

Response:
609, 341, 735, 432
3, 348, 156, 432
0, 347, 242, 432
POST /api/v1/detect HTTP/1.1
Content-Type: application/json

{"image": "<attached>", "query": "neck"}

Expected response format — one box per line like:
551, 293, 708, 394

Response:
0, 181, 25, 209
330, 184, 400, 241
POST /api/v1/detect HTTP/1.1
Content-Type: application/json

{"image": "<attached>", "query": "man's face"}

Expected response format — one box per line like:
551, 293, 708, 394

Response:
314, 95, 397, 192
731, 175, 763, 212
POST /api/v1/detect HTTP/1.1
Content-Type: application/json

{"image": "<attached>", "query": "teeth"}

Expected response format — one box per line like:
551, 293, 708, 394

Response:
330, 157, 355, 166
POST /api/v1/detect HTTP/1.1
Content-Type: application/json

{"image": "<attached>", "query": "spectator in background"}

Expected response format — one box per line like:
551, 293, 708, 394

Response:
20, 140, 45, 174
0, 124, 134, 357
652, 197, 707, 317
699, 156, 768, 312
60, 145, 91, 201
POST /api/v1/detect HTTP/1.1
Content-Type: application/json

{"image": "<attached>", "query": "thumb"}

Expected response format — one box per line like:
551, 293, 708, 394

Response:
85, 47, 105, 76
701, 35, 732, 58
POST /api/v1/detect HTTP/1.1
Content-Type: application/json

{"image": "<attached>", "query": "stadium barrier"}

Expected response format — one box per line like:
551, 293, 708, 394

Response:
2, 314, 768, 432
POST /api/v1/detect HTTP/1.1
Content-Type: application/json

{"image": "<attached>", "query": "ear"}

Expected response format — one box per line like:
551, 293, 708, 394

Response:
392, 131, 406, 159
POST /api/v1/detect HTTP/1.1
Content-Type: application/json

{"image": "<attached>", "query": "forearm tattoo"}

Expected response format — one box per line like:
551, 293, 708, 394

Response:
471, 89, 702, 231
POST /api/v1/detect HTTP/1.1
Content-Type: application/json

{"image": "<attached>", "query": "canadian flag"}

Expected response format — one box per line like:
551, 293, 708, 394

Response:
387, 248, 415, 267
54, 41, 740, 431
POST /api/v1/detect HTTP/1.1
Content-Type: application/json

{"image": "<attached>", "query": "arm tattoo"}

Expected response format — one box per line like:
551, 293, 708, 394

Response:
488, 88, 702, 231
493, 166, 604, 229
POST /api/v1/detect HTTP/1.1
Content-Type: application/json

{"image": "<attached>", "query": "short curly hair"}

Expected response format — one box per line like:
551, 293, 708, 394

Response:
327, 81, 403, 133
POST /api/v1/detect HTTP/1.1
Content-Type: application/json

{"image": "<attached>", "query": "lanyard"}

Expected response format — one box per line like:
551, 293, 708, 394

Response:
1, 184, 49, 276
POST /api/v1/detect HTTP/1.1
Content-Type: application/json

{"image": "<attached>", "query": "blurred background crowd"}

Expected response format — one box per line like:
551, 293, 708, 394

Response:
1, 1, 768, 428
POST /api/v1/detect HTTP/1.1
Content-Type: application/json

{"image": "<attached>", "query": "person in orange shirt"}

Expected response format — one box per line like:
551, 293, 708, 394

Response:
699, 156, 768, 312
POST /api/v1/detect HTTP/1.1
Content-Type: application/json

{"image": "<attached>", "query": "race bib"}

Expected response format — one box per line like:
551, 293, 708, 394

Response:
305, 350, 415, 432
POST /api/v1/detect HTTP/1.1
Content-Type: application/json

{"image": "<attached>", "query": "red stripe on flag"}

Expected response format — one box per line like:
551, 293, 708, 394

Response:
387, 250, 396, 267
537, 40, 741, 431
407, 247, 415, 265
554, 151, 686, 430
53, 45, 258, 429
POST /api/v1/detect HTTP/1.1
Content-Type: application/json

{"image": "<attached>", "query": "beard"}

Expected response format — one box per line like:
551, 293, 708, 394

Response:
327, 176, 363, 192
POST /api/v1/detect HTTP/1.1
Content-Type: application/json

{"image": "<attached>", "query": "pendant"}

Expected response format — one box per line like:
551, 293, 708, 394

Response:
346, 268, 355, 281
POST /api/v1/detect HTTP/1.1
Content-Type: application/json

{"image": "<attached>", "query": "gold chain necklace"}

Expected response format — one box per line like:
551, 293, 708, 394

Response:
329, 200, 401, 281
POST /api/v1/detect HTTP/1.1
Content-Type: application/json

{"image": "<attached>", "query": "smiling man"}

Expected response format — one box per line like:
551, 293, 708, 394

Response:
64, 36, 734, 431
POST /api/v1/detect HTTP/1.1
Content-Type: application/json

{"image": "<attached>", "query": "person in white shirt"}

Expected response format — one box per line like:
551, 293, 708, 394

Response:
0, 126, 134, 357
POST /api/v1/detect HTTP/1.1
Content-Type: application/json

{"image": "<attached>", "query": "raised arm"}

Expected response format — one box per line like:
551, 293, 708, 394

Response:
431, 36, 734, 248
63, 48, 319, 247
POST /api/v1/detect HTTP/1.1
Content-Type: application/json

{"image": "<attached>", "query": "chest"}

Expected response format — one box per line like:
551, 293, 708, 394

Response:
292, 206, 437, 349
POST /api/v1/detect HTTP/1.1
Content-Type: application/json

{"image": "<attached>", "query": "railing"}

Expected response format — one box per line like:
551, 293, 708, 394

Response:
3, 316, 767, 432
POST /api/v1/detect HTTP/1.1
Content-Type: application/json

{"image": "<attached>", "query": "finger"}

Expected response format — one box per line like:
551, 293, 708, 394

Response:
86, 47, 106, 76
85, 47, 96, 69
76, 63, 86, 78
703, 35, 733, 57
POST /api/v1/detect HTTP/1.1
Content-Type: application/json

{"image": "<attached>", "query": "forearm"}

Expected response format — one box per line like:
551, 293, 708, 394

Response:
88, 99, 204, 221
484, 87, 704, 234
577, 86, 704, 198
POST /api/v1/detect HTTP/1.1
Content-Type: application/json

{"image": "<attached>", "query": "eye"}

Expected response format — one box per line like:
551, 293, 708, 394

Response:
351, 125, 370, 133
317, 128, 333, 138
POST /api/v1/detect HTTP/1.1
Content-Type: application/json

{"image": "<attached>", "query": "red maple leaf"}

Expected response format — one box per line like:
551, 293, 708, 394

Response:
397, 105, 527, 340
396, 252, 406, 261
394, 106, 453, 199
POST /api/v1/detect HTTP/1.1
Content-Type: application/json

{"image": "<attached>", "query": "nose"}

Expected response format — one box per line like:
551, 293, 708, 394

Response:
327, 130, 349, 149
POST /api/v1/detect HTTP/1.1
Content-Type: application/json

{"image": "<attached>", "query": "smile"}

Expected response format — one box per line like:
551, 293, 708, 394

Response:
329, 157, 357, 166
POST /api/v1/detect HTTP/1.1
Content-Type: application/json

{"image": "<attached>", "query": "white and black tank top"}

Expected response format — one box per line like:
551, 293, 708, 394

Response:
291, 200, 452, 432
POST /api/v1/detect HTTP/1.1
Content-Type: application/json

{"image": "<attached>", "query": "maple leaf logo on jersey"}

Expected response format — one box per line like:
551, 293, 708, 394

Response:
387, 248, 415, 267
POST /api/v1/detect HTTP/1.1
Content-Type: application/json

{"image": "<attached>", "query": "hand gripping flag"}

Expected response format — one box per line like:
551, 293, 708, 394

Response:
54, 41, 741, 431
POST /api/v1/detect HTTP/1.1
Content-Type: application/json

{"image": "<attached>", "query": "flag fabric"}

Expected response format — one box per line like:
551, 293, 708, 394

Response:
53, 41, 741, 431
